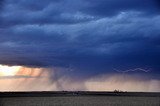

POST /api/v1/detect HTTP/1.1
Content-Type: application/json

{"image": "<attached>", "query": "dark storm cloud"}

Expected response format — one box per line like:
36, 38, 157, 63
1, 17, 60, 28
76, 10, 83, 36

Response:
0, 0, 160, 77
1, 0, 160, 27
0, 0, 4, 10
0, 0, 95, 27
84, 0, 160, 16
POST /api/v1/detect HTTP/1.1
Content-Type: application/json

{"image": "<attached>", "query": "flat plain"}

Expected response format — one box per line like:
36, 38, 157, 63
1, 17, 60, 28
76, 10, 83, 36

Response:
0, 92, 159, 106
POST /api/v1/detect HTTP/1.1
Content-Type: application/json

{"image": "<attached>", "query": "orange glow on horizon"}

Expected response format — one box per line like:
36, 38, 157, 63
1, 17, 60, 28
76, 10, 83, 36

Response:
0, 65, 44, 77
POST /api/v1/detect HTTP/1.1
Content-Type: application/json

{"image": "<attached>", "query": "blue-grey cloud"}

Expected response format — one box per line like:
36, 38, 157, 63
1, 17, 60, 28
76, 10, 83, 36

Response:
1, 0, 160, 27
84, 0, 160, 16
0, 0, 96, 27
0, 0, 160, 78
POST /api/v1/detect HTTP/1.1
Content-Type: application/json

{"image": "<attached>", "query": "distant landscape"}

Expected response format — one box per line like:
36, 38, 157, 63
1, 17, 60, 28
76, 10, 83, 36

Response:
0, 91, 159, 106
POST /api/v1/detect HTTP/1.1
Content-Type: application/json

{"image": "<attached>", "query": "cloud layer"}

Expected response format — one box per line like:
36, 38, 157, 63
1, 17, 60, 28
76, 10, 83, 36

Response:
0, 0, 160, 82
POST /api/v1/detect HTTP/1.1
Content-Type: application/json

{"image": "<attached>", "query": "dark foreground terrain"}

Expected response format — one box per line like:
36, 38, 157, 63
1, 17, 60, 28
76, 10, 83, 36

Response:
0, 92, 160, 106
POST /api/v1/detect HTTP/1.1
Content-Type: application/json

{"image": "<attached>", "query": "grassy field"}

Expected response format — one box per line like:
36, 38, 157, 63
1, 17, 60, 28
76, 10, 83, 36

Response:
0, 92, 159, 106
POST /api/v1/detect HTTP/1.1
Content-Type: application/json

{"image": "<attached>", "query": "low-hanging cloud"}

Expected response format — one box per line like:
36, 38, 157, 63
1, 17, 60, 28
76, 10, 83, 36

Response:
0, 66, 86, 91
0, 65, 159, 92
85, 74, 160, 92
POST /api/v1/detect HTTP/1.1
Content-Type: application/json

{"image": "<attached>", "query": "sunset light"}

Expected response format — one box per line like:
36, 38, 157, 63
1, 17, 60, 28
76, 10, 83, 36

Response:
0, 65, 21, 76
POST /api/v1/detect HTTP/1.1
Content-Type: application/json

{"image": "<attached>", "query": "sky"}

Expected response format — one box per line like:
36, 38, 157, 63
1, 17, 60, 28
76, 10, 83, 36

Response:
0, 0, 160, 92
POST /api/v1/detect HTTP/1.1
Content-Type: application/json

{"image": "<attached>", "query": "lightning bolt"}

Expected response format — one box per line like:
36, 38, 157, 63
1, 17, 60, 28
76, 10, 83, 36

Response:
114, 68, 150, 73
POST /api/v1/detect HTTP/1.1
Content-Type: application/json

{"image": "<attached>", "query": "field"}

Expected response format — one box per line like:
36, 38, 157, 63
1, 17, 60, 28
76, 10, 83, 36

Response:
0, 92, 160, 106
